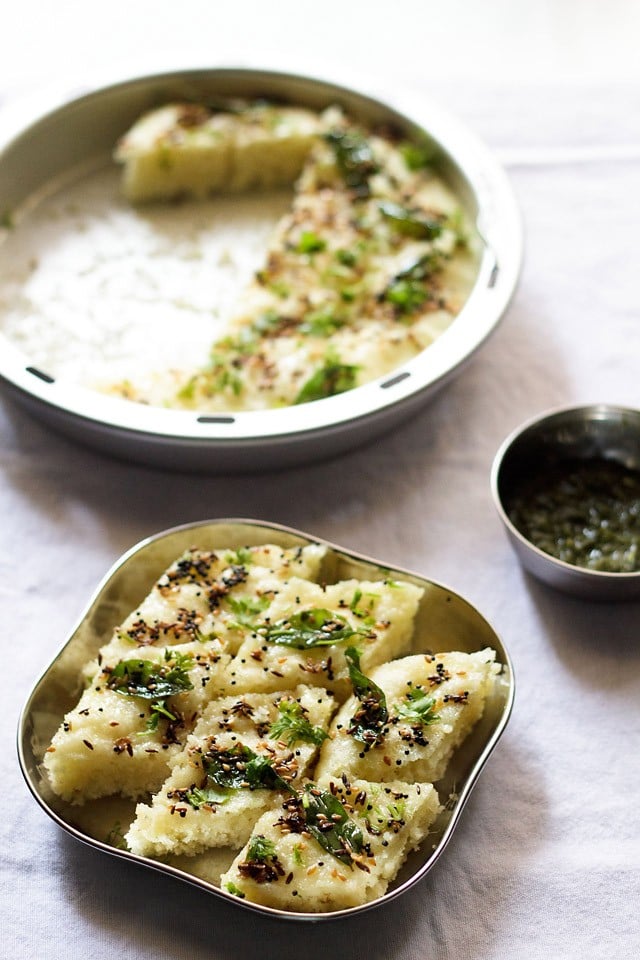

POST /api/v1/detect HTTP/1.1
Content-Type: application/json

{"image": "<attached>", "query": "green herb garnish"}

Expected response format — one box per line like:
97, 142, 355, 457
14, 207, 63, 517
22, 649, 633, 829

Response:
183, 783, 230, 808
401, 140, 436, 170
335, 248, 358, 267
260, 608, 362, 649
294, 352, 358, 404
345, 646, 388, 745
299, 307, 345, 337
269, 699, 328, 747
325, 128, 378, 197
106, 651, 193, 734
225, 881, 246, 898
227, 594, 270, 629
395, 688, 440, 725
247, 835, 277, 863
200, 743, 293, 795
296, 231, 327, 254
379, 201, 443, 240
301, 785, 364, 866
227, 546, 254, 566
105, 822, 129, 851
381, 253, 440, 316
106, 651, 193, 700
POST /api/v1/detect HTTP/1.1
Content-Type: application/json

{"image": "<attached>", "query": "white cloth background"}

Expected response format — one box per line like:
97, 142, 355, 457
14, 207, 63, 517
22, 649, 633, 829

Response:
2, 3, 640, 957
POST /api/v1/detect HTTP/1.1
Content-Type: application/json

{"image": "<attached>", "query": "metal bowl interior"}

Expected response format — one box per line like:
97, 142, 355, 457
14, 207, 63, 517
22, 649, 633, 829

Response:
18, 518, 514, 922
0, 66, 522, 472
492, 404, 640, 600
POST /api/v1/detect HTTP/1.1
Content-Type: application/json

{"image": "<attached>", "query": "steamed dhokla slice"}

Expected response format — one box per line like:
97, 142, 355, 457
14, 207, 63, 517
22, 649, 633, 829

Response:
95, 542, 327, 665
226, 577, 423, 698
220, 777, 441, 911
126, 685, 336, 857
44, 643, 230, 804
115, 101, 325, 203
315, 649, 500, 785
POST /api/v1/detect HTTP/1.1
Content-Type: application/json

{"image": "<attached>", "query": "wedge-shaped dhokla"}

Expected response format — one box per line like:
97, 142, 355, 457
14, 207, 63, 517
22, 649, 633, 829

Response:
226, 577, 423, 698
45, 643, 230, 804
315, 649, 499, 785
126, 685, 336, 857
220, 776, 441, 911
95, 542, 327, 667
115, 101, 326, 203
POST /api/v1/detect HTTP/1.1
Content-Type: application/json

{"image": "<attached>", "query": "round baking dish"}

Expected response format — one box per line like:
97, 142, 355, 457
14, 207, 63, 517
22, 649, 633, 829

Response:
0, 67, 522, 472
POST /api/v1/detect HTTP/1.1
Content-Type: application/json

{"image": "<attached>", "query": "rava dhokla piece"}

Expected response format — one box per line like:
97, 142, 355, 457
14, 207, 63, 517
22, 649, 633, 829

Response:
220, 776, 442, 911
115, 101, 326, 203
44, 642, 230, 803
126, 686, 336, 857
226, 577, 423, 697
45, 542, 326, 804
93, 542, 327, 666
315, 649, 500, 785
112, 102, 475, 411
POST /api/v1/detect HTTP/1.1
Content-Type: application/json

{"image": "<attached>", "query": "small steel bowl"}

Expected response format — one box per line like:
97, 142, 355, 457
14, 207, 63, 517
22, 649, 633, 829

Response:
491, 404, 640, 601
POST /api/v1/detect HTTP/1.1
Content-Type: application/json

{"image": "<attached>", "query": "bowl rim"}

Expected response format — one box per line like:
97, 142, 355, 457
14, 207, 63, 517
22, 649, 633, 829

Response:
491, 402, 640, 583
0, 64, 522, 460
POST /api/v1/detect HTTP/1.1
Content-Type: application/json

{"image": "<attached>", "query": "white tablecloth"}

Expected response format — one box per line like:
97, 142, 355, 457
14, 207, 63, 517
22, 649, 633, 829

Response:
2, 7, 640, 956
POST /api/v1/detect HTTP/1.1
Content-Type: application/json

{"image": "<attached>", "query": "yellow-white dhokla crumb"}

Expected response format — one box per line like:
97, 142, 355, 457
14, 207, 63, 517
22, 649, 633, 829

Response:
115, 101, 326, 203
220, 777, 441, 911
93, 542, 327, 668
315, 649, 500, 785
126, 685, 336, 857
44, 642, 230, 804
226, 577, 423, 698
111, 102, 475, 414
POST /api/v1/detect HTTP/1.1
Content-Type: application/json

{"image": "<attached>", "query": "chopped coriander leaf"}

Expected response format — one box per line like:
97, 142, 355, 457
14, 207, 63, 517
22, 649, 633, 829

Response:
335, 248, 358, 267
225, 882, 246, 898
345, 646, 388, 745
294, 353, 359, 404
381, 253, 440, 317
395, 688, 440, 725
379, 201, 443, 240
292, 843, 304, 866
269, 699, 328, 747
228, 546, 254, 566
227, 594, 270, 628
252, 310, 284, 336
296, 231, 327, 254
301, 784, 364, 866
299, 307, 345, 337
260, 608, 363, 649
349, 589, 378, 626
105, 651, 193, 700
325, 128, 378, 197
385, 278, 431, 315
145, 699, 178, 732
183, 783, 229, 808
105, 822, 129, 851
247, 835, 277, 863
401, 140, 436, 170
200, 743, 293, 795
